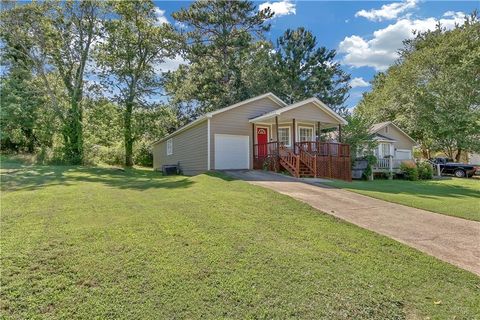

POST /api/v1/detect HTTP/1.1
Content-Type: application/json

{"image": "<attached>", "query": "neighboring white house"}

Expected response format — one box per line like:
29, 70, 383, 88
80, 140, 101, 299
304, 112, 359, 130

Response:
368, 121, 417, 172
469, 153, 480, 165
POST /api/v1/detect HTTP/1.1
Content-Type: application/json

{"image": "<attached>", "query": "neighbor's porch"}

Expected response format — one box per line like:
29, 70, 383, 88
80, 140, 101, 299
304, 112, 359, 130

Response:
248, 99, 351, 181
371, 139, 414, 173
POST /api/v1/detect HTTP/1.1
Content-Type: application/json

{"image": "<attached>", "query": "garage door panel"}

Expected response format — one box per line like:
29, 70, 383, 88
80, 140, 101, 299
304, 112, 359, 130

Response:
395, 149, 412, 160
215, 134, 249, 170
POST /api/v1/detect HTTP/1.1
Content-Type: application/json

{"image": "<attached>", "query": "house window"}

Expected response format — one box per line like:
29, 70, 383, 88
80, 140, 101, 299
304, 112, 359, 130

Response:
380, 143, 391, 157
278, 127, 290, 147
167, 138, 173, 155
299, 127, 314, 142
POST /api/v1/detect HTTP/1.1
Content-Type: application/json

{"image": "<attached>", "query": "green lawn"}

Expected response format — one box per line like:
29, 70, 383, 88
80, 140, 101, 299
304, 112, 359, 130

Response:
1, 160, 479, 319
328, 178, 480, 221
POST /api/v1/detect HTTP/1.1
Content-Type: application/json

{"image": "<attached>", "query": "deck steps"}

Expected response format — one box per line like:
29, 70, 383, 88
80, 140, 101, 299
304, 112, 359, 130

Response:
298, 162, 314, 178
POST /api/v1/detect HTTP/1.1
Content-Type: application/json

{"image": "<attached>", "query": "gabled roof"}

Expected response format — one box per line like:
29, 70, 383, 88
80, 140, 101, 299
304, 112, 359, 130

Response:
373, 133, 396, 142
208, 92, 286, 117
369, 121, 391, 134
152, 93, 286, 145
249, 97, 348, 125
369, 121, 417, 144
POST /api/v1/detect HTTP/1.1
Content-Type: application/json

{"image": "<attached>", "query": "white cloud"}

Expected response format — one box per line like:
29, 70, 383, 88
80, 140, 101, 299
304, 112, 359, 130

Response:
339, 12, 466, 71
175, 21, 187, 30
259, 0, 296, 18
154, 7, 169, 25
355, 0, 418, 22
350, 77, 370, 88
155, 55, 187, 73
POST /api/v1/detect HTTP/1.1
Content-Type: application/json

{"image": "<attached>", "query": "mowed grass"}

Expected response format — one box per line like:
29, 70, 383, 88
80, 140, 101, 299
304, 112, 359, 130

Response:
1, 160, 479, 319
328, 178, 480, 221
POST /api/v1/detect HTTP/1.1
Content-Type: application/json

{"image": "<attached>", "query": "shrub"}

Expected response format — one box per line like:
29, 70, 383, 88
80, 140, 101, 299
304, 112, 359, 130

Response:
36, 146, 66, 165
84, 143, 124, 166
362, 155, 377, 180
417, 162, 433, 180
400, 161, 418, 181
133, 141, 153, 167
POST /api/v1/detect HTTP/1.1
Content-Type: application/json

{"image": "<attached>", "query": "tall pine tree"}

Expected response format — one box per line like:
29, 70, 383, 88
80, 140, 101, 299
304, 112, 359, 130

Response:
273, 28, 351, 114
166, 0, 273, 114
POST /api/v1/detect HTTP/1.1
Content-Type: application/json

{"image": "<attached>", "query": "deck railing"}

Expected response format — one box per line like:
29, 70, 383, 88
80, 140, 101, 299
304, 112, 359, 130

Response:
253, 141, 280, 171
295, 141, 350, 157
279, 144, 300, 177
296, 142, 351, 181
253, 141, 351, 181
253, 141, 279, 159
296, 143, 317, 176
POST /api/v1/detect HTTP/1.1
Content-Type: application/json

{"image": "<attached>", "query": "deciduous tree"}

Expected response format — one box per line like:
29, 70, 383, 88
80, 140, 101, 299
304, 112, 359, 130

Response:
356, 13, 480, 160
0, 0, 106, 163
96, 0, 177, 166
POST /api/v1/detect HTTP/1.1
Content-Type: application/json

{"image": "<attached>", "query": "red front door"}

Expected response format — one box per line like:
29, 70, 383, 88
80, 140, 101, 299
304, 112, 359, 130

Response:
257, 127, 268, 157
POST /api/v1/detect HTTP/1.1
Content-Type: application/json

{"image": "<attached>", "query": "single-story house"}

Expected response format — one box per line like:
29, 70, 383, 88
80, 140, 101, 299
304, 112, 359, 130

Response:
368, 121, 417, 172
152, 93, 351, 180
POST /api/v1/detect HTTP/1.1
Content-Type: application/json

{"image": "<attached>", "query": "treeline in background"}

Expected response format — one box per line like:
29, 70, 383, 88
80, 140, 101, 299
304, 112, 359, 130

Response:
1, 1, 478, 167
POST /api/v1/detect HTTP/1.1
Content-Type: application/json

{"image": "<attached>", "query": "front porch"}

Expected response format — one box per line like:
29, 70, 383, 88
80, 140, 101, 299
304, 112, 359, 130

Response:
249, 98, 351, 181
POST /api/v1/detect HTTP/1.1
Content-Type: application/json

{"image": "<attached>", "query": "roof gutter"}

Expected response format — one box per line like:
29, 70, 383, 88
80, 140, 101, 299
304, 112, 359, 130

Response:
151, 115, 211, 145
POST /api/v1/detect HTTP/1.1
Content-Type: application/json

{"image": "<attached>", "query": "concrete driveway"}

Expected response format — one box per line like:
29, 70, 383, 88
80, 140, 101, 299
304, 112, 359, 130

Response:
224, 170, 480, 276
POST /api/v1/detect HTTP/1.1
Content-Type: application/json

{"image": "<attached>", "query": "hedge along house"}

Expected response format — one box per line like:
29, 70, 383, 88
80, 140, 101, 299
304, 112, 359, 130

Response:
152, 93, 351, 180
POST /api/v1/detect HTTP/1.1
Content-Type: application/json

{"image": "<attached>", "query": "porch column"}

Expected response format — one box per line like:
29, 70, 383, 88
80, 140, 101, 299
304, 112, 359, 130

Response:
292, 118, 296, 154
317, 121, 321, 141
338, 124, 342, 143
275, 116, 280, 172
252, 123, 255, 162
275, 116, 279, 151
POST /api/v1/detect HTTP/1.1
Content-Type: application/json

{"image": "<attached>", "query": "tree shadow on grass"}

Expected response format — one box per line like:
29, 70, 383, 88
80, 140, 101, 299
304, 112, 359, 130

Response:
203, 171, 237, 181
1, 163, 194, 192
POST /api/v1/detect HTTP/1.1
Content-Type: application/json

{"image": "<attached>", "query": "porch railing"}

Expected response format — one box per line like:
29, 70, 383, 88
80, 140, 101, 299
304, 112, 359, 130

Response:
279, 144, 300, 177
253, 141, 351, 181
253, 141, 279, 159
296, 143, 317, 176
375, 158, 391, 169
295, 141, 350, 157
373, 158, 410, 170
296, 141, 351, 181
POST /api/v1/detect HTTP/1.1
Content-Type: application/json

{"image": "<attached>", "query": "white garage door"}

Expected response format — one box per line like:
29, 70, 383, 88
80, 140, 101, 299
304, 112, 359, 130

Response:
214, 134, 249, 170
395, 149, 412, 160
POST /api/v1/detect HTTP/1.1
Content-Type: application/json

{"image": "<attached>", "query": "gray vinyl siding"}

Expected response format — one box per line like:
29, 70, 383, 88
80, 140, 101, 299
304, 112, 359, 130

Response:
152, 120, 208, 175
210, 97, 282, 169
378, 124, 415, 151
280, 102, 340, 125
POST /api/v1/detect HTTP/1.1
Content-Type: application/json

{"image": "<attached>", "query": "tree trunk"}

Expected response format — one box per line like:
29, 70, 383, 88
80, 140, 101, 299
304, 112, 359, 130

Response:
64, 97, 83, 164
455, 148, 462, 162
22, 128, 36, 153
124, 100, 134, 167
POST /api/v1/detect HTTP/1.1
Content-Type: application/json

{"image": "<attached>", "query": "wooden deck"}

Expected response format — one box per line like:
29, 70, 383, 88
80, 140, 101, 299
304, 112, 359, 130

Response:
253, 141, 351, 181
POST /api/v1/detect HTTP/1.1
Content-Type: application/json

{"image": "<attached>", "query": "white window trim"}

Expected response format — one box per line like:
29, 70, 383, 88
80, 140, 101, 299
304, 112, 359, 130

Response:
378, 142, 392, 158
278, 126, 291, 147
167, 138, 173, 156
255, 125, 271, 143
298, 126, 314, 142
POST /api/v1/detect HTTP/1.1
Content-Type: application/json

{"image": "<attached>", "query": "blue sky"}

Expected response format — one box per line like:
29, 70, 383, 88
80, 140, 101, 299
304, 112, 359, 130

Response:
153, 0, 479, 108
